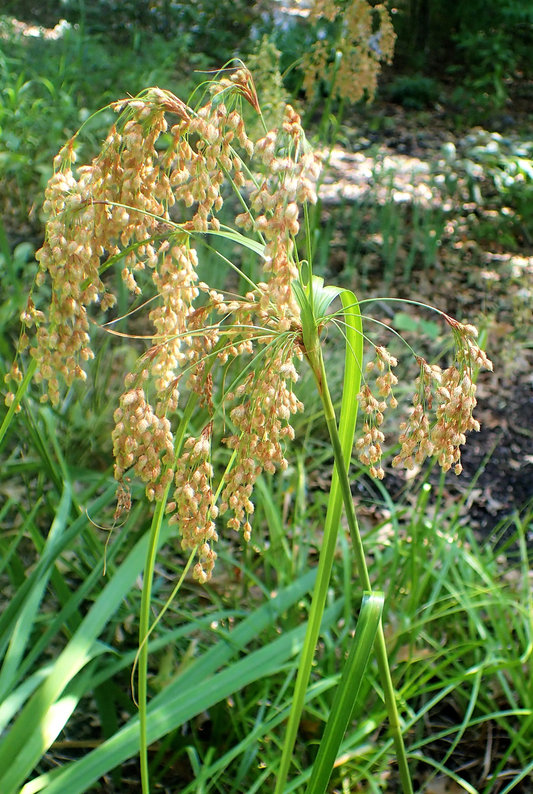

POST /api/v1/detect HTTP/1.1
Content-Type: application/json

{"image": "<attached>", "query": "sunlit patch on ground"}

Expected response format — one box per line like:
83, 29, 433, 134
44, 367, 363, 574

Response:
0, 18, 72, 41
320, 147, 445, 207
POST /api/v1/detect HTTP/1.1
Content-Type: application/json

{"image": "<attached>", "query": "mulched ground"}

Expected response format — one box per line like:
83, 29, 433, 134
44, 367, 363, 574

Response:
457, 373, 533, 539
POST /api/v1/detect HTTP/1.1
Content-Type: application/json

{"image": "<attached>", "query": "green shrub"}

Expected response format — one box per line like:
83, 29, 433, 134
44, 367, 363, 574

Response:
391, 0, 533, 114
386, 75, 441, 109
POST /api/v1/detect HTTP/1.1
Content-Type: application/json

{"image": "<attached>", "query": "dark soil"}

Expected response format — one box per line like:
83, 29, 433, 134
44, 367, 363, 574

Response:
457, 374, 533, 539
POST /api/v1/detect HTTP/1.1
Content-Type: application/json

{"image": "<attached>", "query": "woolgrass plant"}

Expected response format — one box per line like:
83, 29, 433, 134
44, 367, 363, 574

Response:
300, 0, 396, 106
1, 65, 498, 794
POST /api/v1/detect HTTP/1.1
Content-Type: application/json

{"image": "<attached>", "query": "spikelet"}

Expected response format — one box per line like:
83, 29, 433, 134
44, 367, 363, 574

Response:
168, 423, 218, 584
355, 346, 398, 479
390, 321, 492, 476
251, 105, 321, 328
220, 343, 303, 540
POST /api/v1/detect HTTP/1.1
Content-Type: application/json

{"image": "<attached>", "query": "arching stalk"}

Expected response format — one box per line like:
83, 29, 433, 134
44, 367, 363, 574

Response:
314, 339, 413, 794
276, 285, 413, 794
138, 363, 216, 793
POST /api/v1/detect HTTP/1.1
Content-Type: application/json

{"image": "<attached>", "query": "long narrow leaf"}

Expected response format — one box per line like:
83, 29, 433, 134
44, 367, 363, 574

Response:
275, 288, 363, 792
17, 506, 139, 684
33, 572, 328, 794
0, 484, 71, 698
305, 592, 384, 794
0, 648, 109, 794
0, 485, 116, 655
0, 507, 174, 791
0, 667, 52, 733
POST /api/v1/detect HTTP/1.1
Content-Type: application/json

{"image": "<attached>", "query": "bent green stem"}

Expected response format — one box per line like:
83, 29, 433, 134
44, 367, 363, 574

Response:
316, 344, 413, 794
138, 494, 169, 794
275, 289, 412, 794
274, 291, 362, 794
138, 371, 213, 794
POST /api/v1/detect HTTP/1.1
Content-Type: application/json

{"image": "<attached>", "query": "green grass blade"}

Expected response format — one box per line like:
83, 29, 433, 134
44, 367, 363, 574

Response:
0, 499, 42, 580
0, 576, 50, 702
0, 358, 37, 454
205, 227, 265, 258
414, 754, 479, 794
0, 483, 71, 685
0, 504, 175, 791
0, 485, 115, 661
498, 756, 533, 794
275, 289, 363, 793
0, 215, 15, 288
0, 667, 53, 733
36, 572, 328, 794
315, 309, 414, 794
16, 506, 138, 685
305, 592, 384, 794
0, 648, 109, 794
86, 609, 247, 691
179, 680, 338, 794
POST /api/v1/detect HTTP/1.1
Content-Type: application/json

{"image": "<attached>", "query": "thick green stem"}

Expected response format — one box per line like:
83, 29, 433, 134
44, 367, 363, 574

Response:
138, 495, 168, 794
316, 348, 414, 794
275, 291, 362, 794
274, 461, 347, 794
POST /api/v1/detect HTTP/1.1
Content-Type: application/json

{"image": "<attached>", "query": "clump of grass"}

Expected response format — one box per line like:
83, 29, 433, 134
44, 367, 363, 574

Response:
2, 61, 519, 794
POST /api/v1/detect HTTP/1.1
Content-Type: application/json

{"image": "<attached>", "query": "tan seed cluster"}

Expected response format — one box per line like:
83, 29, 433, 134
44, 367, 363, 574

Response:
246, 37, 289, 134
391, 323, 492, 475
114, 480, 132, 521
112, 375, 174, 501
169, 94, 251, 234
168, 423, 218, 584
220, 345, 303, 540
302, 1, 396, 104
28, 81, 260, 406
355, 346, 398, 478
24, 70, 327, 581
148, 242, 202, 408
4, 362, 23, 413
355, 325, 492, 479
210, 66, 261, 115
29, 90, 180, 403
21, 64, 497, 586
246, 104, 321, 327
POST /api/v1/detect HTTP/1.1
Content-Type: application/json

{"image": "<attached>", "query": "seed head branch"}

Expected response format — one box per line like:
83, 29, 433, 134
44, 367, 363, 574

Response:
19, 66, 492, 582
23, 70, 321, 580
